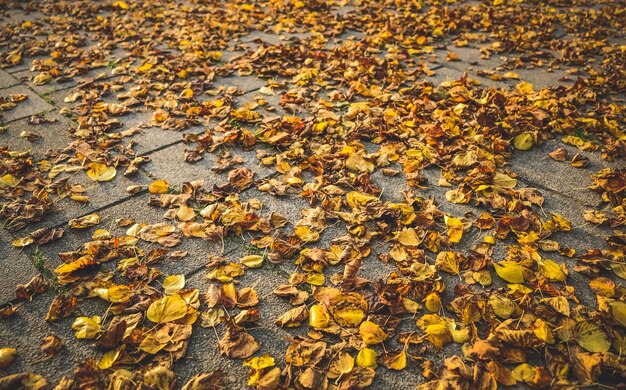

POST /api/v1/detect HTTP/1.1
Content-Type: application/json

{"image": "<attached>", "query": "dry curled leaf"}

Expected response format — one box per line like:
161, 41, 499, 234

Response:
68, 213, 101, 229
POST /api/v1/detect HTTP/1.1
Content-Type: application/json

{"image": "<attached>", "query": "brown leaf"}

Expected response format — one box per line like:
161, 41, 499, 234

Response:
548, 147, 568, 161
15, 274, 49, 301
219, 328, 260, 359
45, 295, 78, 321
41, 335, 63, 356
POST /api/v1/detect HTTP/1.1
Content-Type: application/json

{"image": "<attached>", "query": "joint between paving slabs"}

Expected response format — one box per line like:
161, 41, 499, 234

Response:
1, 107, 57, 126
1, 162, 281, 277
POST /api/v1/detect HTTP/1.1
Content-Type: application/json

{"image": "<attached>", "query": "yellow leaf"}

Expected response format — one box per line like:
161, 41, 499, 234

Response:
94, 285, 132, 303
98, 349, 121, 369
147, 294, 188, 323
532, 318, 554, 344
136, 62, 153, 73
425, 323, 451, 348
32, 72, 52, 85
306, 273, 325, 286
589, 277, 615, 298
610, 301, 626, 327
356, 348, 377, 368
294, 225, 320, 243
92, 229, 110, 240
11, 237, 33, 247
513, 133, 534, 150
574, 321, 610, 353
494, 261, 528, 283
382, 350, 407, 370
464, 270, 493, 286
55, 256, 97, 277
309, 304, 330, 329
149, 179, 169, 194
445, 188, 471, 204
503, 71, 520, 79
346, 191, 378, 209
489, 295, 517, 319
449, 322, 470, 343
176, 205, 196, 221
512, 363, 536, 383
359, 321, 387, 345
424, 292, 442, 312
402, 297, 422, 313
397, 227, 421, 246
492, 172, 517, 189
445, 216, 463, 243
163, 275, 185, 295
0, 348, 16, 369
538, 259, 567, 283
86, 163, 116, 182
112, 1, 128, 9
243, 354, 275, 370
206, 262, 245, 282
332, 306, 365, 328
328, 352, 354, 379
515, 81, 534, 94
432, 28, 443, 37
435, 251, 462, 274
72, 316, 101, 339
68, 213, 101, 229
240, 255, 264, 268
0, 173, 19, 189
345, 153, 374, 173
550, 213, 571, 231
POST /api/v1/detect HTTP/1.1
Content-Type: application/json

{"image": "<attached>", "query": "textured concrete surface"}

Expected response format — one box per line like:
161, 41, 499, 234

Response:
0, 69, 20, 89
0, 84, 54, 123
0, 1, 624, 388
0, 111, 71, 160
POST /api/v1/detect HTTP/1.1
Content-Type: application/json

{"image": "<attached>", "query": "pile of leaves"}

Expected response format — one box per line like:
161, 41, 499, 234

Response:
1, 0, 625, 389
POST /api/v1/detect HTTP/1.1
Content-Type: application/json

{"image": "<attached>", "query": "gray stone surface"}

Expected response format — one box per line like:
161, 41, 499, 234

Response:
241, 31, 312, 46
13, 67, 113, 95
508, 139, 617, 205
511, 67, 576, 89
0, 69, 20, 89
143, 141, 276, 186
0, 84, 54, 123
0, 2, 623, 388
13, 168, 150, 232
213, 75, 268, 94
0, 290, 96, 386
0, 231, 41, 305
0, 111, 71, 160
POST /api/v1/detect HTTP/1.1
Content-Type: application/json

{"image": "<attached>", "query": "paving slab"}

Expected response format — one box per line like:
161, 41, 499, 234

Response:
0, 9, 45, 24
143, 141, 276, 186
177, 268, 306, 387
122, 123, 200, 156
508, 139, 616, 206
241, 30, 312, 46
0, 1, 623, 389
436, 44, 504, 71
11, 168, 150, 233
0, 84, 54, 123
179, 233, 426, 388
0, 69, 20, 89
0, 230, 42, 305
212, 75, 268, 94
21, 184, 310, 278
0, 111, 71, 160
12, 67, 113, 95
0, 290, 96, 386
510, 67, 577, 89
425, 65, 507, 89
